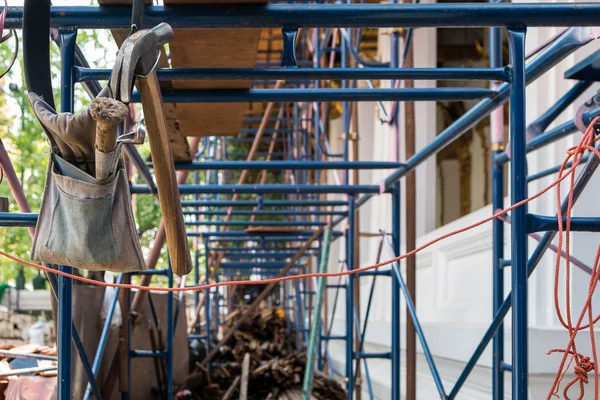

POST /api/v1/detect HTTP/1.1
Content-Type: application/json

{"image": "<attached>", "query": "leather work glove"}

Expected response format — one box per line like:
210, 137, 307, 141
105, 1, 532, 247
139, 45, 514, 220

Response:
28, 86, 111, 174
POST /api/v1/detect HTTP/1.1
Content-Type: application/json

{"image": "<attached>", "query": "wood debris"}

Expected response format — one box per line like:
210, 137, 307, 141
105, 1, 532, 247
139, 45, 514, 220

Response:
0, 344, 57, 398
178, 307, 346, 400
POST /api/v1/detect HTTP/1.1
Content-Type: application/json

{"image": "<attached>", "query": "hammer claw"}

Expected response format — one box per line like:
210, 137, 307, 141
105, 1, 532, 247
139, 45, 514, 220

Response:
108, 22, 174, 104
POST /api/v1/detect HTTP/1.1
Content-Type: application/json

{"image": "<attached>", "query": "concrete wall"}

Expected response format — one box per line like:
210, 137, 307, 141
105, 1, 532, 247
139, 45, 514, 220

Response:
322, 3, 600, 398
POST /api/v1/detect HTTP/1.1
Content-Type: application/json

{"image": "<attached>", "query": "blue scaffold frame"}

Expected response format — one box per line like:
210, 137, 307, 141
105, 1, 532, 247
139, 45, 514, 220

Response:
0, 3, 599, 399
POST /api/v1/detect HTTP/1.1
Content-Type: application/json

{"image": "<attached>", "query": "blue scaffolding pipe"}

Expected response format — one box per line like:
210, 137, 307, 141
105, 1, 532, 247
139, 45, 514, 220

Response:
128, 88, 496, 103
83, 273, 124, 400
57, 28, 76, 400
495, 107, 600, 164
201, 235, 338, 242
526, 214, 600, 233
184, 210, 347, 216
501, 214, 596, 276
507, 28, 528, 398
526, 79, 593, 137
131, 184, 382, 194
384, 236, 447, 398
168, 161, 405, 170
75, 66, 511, 82
221, 250, 317, 256
527, 153, 590, 182
490, 18, 505, 399
345, 195, 356, 398
185, 220, 327, 227
239, 128, 297, 134
7, 4, 600, 29
0, 212, 37, 227
390, 183, 401, 399
223, 252, 299, 259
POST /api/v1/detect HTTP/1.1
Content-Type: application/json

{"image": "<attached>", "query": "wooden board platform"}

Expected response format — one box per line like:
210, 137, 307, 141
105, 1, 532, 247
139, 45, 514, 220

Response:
99, 0, 268, 158
164, 0, 266, 138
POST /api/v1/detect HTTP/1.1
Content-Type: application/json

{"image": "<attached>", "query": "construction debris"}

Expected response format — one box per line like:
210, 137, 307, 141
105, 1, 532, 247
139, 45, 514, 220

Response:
179, 307, 346, 400
0, 344, 57, 399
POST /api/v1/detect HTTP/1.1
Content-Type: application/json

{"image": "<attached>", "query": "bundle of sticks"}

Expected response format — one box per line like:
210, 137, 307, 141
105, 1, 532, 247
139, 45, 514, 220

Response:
179, 307, 346, 400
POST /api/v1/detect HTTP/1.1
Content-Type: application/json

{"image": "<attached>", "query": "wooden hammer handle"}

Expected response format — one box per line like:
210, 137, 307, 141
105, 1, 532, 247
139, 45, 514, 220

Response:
90, 97, 129, 153
95, 126, 118, 153
137, 73, 192, 276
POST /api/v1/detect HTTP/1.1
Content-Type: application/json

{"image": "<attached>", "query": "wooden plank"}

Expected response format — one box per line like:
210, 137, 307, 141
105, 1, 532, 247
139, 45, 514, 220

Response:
239, 353, 250, 400
221, 375, 240, 400
164, 0, 266, 137
138, 73, 193, 275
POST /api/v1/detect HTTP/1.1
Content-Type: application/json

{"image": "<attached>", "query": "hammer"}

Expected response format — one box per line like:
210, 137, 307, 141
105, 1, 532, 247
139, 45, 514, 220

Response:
89, 97, 129, 181
109, 23, 192, 276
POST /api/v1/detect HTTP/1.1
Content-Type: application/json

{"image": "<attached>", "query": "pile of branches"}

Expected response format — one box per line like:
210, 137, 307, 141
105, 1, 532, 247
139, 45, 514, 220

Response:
179, 307, 346, 400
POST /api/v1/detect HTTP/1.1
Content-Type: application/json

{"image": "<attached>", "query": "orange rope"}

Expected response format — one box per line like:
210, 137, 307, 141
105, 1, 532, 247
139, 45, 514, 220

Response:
0, 119, 597, 294
2, 119, 600, 398
545, 117, 600, 400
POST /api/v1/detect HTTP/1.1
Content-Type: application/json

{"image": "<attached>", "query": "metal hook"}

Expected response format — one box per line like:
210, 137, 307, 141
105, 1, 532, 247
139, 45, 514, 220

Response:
134, 49, 161, 78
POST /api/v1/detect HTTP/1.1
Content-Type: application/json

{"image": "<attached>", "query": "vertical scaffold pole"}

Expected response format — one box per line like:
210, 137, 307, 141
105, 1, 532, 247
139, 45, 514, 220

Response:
346, 195, 356, 399
390, 14, 402, 399
58, 27, 77, 400
301, 226, 332, 400
490, 20, 505, 400
391, 181, 401, 400
204, 238, 212, 360
507, 27, 528, 399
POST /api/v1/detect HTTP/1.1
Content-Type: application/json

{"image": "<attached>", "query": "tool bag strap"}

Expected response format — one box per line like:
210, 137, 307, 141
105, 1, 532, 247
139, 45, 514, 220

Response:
23, 0, 60, 155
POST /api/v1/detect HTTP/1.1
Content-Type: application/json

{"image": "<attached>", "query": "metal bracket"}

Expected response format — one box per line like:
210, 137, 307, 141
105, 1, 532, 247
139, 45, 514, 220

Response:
281, 27, 298, 68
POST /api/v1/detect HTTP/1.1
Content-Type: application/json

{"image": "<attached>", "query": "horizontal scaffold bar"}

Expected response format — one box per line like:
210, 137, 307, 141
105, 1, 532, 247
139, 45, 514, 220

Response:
173, 161, 405, 170
200, 236, 326, 242
184, 210, 347, 216
494, 107, 600, 164
168, 161, 405, 171
130, 88, 495, 103
220, 262, 298, 269
527, 214, 600, 233
0, 212, 37, 227
5, 5, 600, 29
206, 247, 310, 252
223, 252, 299, 259
76, 67, 511, 82
527, 154, 591, 182
186, 220, 327, 227
198, 230, 326, 238
130, 184, 381, 194
181, 200, 347, 207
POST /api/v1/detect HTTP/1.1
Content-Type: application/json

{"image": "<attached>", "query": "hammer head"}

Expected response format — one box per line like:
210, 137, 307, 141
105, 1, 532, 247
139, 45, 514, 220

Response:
109, 22, 174, 103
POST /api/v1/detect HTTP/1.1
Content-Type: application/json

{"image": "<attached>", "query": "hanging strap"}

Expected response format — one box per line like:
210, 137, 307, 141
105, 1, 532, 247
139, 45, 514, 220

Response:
130, 0, 145, 34
23, 0, 55, 111
23, 0, 62, 157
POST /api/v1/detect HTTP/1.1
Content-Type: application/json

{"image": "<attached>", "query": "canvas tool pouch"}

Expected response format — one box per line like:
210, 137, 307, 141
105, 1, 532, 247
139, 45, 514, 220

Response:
29, 91, 146, 273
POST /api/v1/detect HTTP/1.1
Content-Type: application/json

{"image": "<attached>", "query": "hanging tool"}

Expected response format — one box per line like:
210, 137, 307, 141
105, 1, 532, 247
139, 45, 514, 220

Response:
90, 97, 129, 181
108, 22, 192, 275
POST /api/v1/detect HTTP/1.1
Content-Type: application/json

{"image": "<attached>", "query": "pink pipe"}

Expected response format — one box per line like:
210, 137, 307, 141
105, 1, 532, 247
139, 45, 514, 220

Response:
0, 139, 34, 238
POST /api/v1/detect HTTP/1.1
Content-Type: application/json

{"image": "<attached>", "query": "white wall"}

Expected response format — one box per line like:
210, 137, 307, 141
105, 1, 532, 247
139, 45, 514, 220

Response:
322, 6, 600, 399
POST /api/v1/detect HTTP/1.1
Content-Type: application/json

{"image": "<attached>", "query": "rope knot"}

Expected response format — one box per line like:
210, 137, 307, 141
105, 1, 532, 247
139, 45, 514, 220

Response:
574, 356, 594, 384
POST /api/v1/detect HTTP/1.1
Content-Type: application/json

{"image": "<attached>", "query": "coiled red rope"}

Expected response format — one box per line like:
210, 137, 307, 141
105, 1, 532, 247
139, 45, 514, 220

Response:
2, 119, 600, 397
545, 117, 600, 400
